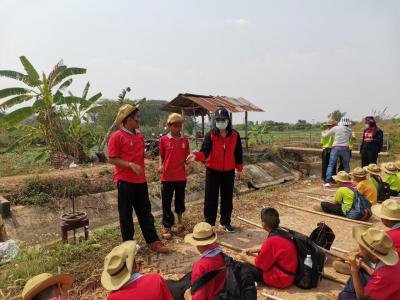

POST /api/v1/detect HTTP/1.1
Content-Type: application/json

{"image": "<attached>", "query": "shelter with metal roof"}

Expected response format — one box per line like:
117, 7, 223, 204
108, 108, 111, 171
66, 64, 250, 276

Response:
162, 93, 264, 148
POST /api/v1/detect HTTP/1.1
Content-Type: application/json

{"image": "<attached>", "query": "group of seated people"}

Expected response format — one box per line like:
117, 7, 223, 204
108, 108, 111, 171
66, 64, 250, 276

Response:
318, 161, 400, 219
21, 199, 400, 300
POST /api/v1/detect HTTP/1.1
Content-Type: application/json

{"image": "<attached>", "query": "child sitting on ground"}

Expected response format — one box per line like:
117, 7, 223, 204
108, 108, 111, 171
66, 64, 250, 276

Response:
381, 162, 400, 196
238, 207, 298, 289
101, 241, 173, 300
316, 226, 400, 300
158, 113, 190, 239
350, 167, 377, 205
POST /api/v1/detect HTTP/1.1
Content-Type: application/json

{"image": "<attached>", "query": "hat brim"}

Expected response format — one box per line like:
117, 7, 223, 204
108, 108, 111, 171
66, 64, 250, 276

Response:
371, 204, 400, 221
332, 175, 352, 183
352, 226, 399, 266
349, 172, 367, 178
363, 167, 381, 176
184, 233, 217, 246
114, 106, 138, 127
23, 274, 75, 300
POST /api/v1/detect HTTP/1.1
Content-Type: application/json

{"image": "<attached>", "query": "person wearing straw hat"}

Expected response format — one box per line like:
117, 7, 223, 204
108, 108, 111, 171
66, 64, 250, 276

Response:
101, 240, 173, 300
372, 199, 400, 254
360, 116, 383, 167
108, 104, 169, 253
363, 163, 382, 190
381, 162, 400, 196
318, 171, 356, 217
350, 167, 377, 205
396, 161, 400, 179
184, 222, 227, 300
320, 118, 337, 182
322, 117, 353, 187
315, 226, 400, 300
21, 273, 75, 300
159, 113, 190, 240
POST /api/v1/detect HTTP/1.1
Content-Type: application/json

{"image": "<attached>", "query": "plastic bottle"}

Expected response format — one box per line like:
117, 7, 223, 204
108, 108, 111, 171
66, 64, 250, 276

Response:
304, 254, 313, 268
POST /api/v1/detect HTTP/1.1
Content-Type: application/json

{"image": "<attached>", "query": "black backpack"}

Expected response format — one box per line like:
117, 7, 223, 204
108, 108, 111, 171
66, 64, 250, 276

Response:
309, 222, 335, 250
376, 177, 391, 202
268, 228, 325, 289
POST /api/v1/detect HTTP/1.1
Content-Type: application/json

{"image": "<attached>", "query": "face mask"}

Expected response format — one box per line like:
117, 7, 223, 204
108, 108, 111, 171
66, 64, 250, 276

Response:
216, 120, 228, 130
365, 124, 369, 129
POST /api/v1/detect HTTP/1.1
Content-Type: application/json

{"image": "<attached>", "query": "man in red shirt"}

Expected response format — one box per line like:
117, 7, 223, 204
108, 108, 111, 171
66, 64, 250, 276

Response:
101, 240, 174, 300
159, 113, 190, 239
239, 207, 297, 289
372, 199, 400, 254
184, 222, 226, 299
108, 104, 168, 253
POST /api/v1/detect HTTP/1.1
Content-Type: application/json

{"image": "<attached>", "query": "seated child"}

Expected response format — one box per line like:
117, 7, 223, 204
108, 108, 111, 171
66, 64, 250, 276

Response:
238, 207, 298, 289
101, 241, 173, 300
382, 162, 400, 196
350, 167, 377, 205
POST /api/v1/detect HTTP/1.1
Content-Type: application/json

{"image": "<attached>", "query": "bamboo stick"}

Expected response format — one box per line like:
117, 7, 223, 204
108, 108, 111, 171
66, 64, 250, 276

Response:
262, 293, 284, 300
306, 195, 327, 202
216, 241, 244, 253
278, 202, 373, 226
321, 273, 347, 285
293, 190, 331, 197
331, 246, 349, 253
237, 216, 262, 229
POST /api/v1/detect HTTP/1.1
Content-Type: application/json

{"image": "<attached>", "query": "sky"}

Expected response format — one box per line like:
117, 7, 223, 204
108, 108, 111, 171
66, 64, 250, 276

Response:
1, 0, 399, 123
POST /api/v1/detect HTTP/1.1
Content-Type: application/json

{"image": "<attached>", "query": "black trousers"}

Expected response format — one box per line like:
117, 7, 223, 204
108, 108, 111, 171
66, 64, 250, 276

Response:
117, 180, 159, 243
361, 145, 379, 167
321, 202, 345, 217
161, 180, 187, 228
321, 148, 337, 181
204, 168, 235, 226
243, 263, 264, 283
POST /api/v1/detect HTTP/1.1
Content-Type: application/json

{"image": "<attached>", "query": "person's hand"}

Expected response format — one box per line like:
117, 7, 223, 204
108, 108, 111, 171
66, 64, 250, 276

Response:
158, 165, 164, 174
236, 171, 243, 180
186, 153, 196, 162
238, 251, 248, 261
129, 162, 144, 176
183, 288, 192, 300
348, 252, 361, 272
243, 248, 253, 256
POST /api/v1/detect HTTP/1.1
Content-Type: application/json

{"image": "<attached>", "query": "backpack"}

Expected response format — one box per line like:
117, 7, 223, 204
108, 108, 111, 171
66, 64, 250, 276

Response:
376, 178, 391, 202
309, 222, 335, 250
346, 190, 372, 221
268, 228, 325, 289
190, 254, 247, 300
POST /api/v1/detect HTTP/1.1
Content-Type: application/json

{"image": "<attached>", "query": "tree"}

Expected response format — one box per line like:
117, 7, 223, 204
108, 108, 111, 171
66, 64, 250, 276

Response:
0, 56, 90, 164
328, 110, 346, 122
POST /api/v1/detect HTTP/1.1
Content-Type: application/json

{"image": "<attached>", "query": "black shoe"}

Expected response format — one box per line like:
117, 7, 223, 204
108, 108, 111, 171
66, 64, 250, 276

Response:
221, 224, 235, 233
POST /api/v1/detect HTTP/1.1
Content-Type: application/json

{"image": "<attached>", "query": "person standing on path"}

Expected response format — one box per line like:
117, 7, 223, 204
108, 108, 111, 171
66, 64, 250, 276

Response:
321, 118, 337, 182
186, 107, 243, 233
360, 116, 383, 167
322, 117, 352, 187
108, 104, 169, 253
159, 113, 190, 239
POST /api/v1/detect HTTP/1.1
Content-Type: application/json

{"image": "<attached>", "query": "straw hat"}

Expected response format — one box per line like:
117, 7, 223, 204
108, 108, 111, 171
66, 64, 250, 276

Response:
184, 222, 217, 246
167, 113, 184, 125
114, 104, 138, 127
323, 118, 337, 126
22, 273, 75, 300
101, 240, 137, 291
332, 171, 352, 183
372, 199, 400, 221
381, 162, 399, 175
363, 164, 382, 176
350, 167, 367, 178
395, 161, 400, 170
352, 226, 398, 266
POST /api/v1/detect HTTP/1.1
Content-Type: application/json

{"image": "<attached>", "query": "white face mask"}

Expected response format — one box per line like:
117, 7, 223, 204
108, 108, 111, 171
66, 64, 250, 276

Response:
216, 120, 228, 130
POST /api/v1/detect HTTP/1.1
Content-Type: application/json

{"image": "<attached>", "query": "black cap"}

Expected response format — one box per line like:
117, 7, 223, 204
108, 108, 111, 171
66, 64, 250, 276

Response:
214, 107, 230, 120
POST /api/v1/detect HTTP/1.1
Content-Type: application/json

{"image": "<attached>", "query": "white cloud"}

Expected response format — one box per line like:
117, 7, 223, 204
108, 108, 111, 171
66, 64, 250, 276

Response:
235, 18, 249, 27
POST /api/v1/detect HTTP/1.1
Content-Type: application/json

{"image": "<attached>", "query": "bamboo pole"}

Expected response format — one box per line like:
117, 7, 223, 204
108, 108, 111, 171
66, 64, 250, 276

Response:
262, 293, 284, 300
216, 241, 244, 253
306, 195, 327, 202
321, 273, 347, 285
293, 190, 331, 197
278, 202, 373, 226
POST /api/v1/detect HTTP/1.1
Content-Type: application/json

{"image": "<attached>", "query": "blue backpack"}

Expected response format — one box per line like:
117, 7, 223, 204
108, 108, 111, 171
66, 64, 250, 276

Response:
346, 189, 372, 221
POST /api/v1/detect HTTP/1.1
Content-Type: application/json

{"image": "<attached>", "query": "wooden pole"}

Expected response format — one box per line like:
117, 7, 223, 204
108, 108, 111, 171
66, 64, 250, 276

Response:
321, 273, 347, 285
262, 293, 284, 300
305, 195, 328, 202
201, 115, 205, 137
181, 108, 185, 135
245, 111, 248, 149
217, 241, 244, 253
278, 202, 373, 226
293, 190, 331, 197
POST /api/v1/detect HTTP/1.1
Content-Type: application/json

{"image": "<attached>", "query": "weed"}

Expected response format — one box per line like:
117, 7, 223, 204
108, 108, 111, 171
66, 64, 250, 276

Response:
98, 168, 111, 176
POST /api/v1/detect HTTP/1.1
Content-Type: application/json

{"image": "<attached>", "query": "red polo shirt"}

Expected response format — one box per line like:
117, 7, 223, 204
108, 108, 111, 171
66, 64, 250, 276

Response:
191, 248, 226, 300
364, 261, 400, 300
159, 134, 190, 182
255, 235, 297, 288
108, 128, 146, 184
107, 273, 174, 300
387, 226, 400, 255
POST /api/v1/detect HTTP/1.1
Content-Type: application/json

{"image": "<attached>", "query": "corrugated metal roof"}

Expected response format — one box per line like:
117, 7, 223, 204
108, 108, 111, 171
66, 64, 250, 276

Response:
162, 93, 264, 116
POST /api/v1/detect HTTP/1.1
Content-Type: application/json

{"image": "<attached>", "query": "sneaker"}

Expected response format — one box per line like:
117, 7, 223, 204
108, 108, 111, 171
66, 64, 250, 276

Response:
162, 227, 172, 240
221, 224, 235, 233
323, 183, 331, 187
148, 241, 170, 253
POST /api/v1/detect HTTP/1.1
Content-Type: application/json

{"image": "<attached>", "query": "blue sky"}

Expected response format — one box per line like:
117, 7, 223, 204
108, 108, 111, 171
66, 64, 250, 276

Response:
1, 0, 399, 123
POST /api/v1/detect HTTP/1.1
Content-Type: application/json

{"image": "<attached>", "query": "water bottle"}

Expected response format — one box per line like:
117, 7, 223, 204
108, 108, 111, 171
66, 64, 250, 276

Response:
303, 254, 313, 288
304, 254, 313, 268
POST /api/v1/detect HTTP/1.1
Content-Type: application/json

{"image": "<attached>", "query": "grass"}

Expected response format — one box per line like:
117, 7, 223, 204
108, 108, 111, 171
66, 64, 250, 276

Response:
0, 149, 50, 177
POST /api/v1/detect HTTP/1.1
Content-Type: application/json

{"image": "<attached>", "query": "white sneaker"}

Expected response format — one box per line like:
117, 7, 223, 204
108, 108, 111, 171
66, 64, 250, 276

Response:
323, 183, 331, 187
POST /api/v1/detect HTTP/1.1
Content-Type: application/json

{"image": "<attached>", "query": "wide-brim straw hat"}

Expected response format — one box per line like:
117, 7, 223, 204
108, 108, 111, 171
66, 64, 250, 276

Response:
395, 161, 400, 170
323, 118, 337, 126
332, 171, 352, 183
350, 167, 367, 178
381, 162, 399, 175
101, 240, 137, 291
22, 273, 75, 300
372, 199, 400, 221
352, 226, 398, 266
363, 164, 382, 176
167, 113, 184, 125
114, 104, 139, 127
184, 222, 217, 246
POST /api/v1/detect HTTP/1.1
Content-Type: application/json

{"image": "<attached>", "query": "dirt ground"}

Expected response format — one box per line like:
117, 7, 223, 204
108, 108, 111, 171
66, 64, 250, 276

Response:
65, 178, 385, 300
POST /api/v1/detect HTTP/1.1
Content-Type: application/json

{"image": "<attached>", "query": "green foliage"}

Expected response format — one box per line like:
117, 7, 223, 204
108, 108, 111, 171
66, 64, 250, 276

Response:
328, 110, 346, 122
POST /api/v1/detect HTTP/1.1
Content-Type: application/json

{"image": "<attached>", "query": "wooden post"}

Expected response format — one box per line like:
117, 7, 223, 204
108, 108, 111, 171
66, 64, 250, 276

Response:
245, 111, 248, 149
181, 108, 185, 135
201, 115, 205, 137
